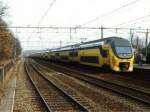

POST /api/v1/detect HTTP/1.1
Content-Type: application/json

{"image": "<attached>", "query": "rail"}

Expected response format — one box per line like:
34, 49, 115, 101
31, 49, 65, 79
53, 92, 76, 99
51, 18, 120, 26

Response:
24, 60, 52, 112
26, 59, 91, 112
34, 59, 150, 105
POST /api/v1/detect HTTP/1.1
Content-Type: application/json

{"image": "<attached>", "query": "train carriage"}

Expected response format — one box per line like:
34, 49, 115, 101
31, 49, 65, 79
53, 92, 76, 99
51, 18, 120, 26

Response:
32, 37, 134, 72
78, 41, 104, 67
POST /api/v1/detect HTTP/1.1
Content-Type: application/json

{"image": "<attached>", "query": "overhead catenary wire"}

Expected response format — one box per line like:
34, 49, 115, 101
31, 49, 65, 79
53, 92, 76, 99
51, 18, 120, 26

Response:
38, 0, 57, 26
120, 18, 150, 27
27, 0, 57, 41
111, 14, 150, 27
76, 0, 141, 28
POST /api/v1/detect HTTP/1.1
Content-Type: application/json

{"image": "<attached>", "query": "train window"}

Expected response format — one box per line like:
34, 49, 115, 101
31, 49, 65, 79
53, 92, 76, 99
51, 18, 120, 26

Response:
99, 46, 108, 57
114, 38, 131, 46
80, 56, 99, 64
105, 39, 112, 44
61, 56, 69, 60
115, 47, 132, 54
101, 50, 108, 57
69, 52, 78, 57
56, 53, 59, 56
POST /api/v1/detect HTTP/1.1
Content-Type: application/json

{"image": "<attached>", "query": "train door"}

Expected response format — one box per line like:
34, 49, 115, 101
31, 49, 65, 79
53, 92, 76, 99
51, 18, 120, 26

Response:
100, 45, 110, 65
69, 50, 78, 62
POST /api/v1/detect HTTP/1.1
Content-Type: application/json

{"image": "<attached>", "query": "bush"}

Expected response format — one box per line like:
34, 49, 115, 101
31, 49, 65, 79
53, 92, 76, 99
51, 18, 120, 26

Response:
0, 2, 21, 61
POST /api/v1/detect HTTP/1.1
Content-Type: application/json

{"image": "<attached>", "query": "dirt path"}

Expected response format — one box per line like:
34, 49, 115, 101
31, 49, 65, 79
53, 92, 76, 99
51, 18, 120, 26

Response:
13, 59, 45, 112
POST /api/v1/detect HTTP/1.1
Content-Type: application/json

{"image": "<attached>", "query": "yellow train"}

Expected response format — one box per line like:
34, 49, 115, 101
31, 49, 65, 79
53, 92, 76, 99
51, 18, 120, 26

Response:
32, 37, 134, 72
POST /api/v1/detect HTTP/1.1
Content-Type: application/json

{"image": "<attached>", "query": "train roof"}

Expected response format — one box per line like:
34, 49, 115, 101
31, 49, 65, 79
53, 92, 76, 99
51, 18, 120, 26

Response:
50, 37, 128, 52
81, 36, 128, 43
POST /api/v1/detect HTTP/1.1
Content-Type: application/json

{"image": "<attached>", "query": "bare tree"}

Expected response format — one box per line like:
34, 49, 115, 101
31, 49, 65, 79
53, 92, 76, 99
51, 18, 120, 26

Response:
0, 1, 21, 62
15, 38, 22, 57
0, 1, 8, 19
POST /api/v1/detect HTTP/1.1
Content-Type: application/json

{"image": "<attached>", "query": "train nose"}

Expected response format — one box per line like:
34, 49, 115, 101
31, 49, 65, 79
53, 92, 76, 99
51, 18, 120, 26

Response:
119, 62, 130, 71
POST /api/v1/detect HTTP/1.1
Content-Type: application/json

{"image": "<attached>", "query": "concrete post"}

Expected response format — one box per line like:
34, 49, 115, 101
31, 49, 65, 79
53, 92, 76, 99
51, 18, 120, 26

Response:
2, 67, 5, 88
69, 28, 72, 41
130, 29, 133, 45
101, 26, 103, 39
145, 29, 148, 63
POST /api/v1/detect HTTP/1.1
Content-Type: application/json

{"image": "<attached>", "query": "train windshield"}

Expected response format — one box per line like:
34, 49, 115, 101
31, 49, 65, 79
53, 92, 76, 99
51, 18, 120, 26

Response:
115, 47, 132, 54
113, 38, 132, 58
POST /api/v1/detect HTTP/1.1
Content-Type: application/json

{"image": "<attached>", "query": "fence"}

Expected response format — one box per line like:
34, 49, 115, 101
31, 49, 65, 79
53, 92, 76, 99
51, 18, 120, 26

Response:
0, 61, 14, 86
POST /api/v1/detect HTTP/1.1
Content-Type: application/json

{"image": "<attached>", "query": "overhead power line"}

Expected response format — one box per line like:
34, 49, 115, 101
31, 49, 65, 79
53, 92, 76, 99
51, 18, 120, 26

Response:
76, 0, 141, 28
121, 18, 150, 27
38, 0, 57, 26
27, 0, 57, 40
5, 26, 150, 31
111, 14, 150, 27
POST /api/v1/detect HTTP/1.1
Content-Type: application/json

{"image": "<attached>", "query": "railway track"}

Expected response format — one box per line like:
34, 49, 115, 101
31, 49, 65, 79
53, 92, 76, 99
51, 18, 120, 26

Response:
25, 59, 92, 112
33, 59, 150, 105
13, 60, 47, 112
36, 58, 150, 81
36, 59, 150, 92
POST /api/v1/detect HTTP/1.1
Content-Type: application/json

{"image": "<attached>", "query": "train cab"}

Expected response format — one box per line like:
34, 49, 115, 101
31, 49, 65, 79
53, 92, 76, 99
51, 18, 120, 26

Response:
109, 37, 134, 72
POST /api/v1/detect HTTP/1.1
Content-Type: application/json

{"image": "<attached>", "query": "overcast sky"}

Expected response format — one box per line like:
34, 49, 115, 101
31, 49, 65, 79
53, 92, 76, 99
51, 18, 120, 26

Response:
3, 0, 150, 50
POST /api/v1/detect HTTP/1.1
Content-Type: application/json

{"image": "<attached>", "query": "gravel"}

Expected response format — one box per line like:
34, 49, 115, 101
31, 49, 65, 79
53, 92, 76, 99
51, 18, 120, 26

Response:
38, 64, 150, 112
13, 60, 46, 112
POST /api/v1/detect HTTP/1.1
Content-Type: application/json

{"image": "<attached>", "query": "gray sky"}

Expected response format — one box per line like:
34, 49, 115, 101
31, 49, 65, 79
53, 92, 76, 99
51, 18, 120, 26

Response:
3, 0, 150, 50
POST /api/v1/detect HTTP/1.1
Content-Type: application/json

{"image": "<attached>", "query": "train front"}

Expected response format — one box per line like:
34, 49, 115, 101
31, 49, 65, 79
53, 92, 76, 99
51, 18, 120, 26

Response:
111, 38, 134, 72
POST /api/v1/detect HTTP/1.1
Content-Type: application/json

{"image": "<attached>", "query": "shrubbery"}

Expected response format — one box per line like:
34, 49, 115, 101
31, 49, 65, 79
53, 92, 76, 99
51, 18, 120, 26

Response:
0, 1, 21, 61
